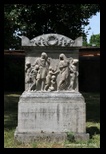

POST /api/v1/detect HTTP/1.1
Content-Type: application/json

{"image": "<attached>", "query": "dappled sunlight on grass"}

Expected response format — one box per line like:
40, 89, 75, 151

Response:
86, 122, 100, 140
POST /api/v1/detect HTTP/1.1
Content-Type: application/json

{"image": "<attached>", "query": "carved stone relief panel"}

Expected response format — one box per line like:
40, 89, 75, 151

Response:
25, 52, 79, 92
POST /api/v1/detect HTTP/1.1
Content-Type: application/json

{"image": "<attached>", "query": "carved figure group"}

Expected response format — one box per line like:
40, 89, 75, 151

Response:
25, 52, 78, 92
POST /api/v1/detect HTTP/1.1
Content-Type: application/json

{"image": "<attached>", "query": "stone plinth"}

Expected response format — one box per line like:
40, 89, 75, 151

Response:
14, 91, 89, 143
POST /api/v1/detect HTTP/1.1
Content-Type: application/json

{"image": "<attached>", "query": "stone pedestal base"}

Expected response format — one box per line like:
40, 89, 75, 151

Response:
14, 130, 89, 143
14, 91, 89, 143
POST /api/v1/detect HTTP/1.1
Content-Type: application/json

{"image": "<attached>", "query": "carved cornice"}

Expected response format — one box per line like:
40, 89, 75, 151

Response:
19, 33, 82, 47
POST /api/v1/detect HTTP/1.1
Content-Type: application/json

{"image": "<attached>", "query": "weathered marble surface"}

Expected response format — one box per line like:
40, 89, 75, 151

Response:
14, 34, 89, 143
14, 91, 89, 142
17, 33, 82, 47
25, 52, 79, 92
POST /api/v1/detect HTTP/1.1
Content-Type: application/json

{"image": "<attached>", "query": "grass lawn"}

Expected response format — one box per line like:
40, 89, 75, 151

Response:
4, 92, 100, 148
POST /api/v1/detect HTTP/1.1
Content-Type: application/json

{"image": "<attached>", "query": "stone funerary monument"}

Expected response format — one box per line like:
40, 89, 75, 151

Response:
14, 33, 89, 142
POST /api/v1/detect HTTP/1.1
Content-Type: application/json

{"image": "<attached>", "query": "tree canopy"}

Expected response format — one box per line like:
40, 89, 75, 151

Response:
89, 34, 100, 47
4, 4, 100, 49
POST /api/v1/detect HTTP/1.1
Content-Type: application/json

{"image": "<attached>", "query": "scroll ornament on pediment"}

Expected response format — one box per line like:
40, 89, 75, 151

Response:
16, 33, 82, 47
30, 34, 75, 47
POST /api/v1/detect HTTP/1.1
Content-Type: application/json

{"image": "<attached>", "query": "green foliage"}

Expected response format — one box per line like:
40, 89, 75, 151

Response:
67, 132, 75, 142
89, 34, 100, 47
4, 4, 100, 49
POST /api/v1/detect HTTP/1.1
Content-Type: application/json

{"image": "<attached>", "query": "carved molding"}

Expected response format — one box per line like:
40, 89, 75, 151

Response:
19, 33, 82, 47
30, 34, 75, 47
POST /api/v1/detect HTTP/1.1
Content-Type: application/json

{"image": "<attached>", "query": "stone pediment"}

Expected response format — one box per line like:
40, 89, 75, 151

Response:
18, 33, 82, 47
